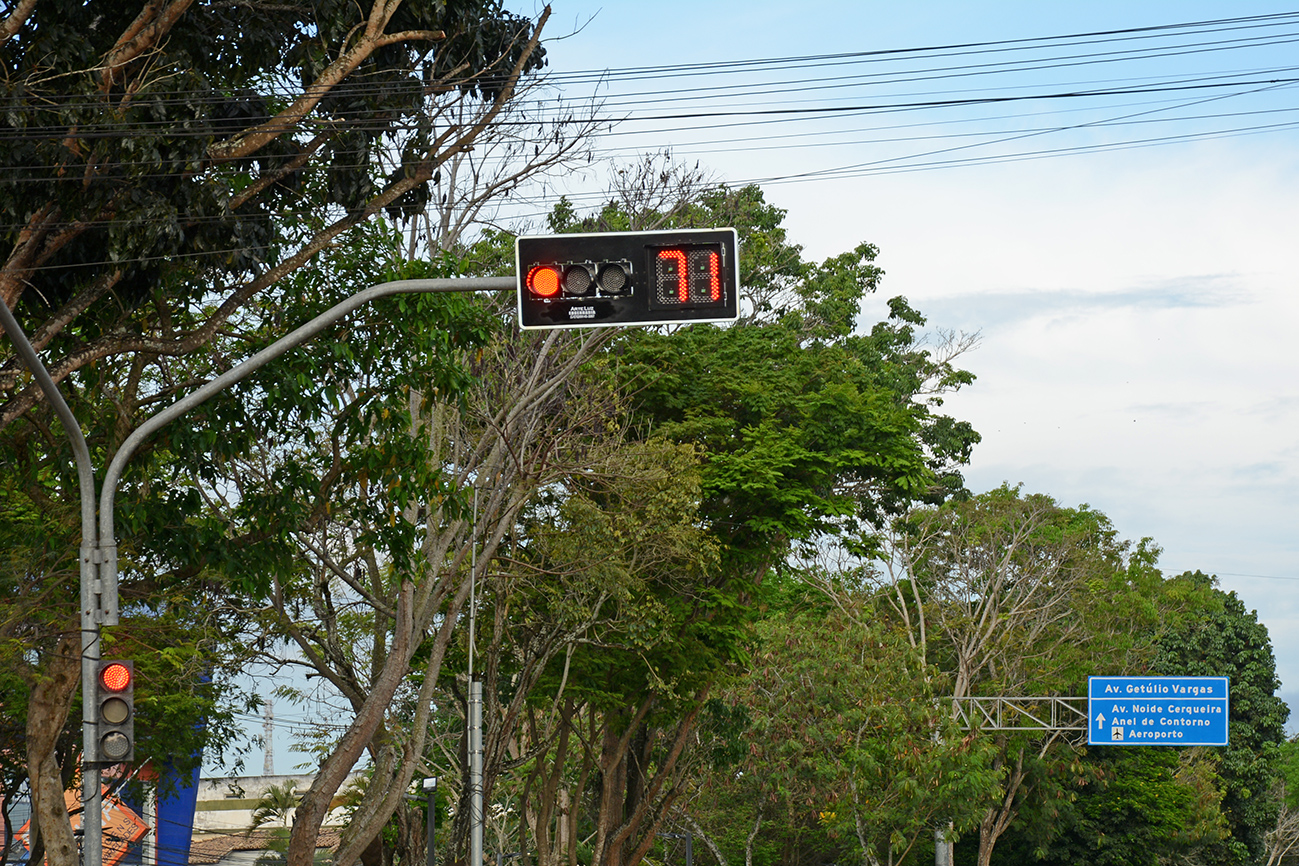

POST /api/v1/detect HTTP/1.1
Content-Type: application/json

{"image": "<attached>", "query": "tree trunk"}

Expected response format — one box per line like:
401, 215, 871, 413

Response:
26, 632, 82, 866
286, 583, 414, 866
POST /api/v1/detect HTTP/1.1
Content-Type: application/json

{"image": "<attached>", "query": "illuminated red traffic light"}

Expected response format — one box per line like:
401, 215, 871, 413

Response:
94, 660, 135, 763
99, 661, 132, 692
526, 265, 561, 298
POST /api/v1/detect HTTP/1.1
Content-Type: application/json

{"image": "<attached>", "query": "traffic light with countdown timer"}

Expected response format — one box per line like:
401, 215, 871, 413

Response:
94, 659, 135, 764
516, 228, 739, 329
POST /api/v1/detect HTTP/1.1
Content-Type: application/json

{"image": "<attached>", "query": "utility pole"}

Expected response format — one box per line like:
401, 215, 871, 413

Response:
263, 699, 275, 776
468, 489, 484, 866
423, 777, 438, 866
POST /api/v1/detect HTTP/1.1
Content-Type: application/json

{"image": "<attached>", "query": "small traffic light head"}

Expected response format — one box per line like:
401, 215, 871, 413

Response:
516, 229, 738, 330
94, 660, 135, 764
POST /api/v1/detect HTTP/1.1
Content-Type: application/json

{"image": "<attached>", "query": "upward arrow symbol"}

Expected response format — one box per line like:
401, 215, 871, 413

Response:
1096, 712, 1106, 729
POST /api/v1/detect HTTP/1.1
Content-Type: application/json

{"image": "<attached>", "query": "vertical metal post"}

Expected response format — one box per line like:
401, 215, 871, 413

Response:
467, 486, 483, 866
660, 831, 692, 866
469, 680, 483, 866
423, 777, 438, 866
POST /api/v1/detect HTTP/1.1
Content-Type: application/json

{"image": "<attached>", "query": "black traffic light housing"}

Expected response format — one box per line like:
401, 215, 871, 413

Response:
93, 659, 135, 764
516, 228, 739, 330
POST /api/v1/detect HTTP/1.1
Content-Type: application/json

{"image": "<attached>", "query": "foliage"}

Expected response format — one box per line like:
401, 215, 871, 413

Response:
0, 0, 555, 862
1153, 573, 1290, 865
406, 180, 981, 866
1266, 738, 1299, 866
247, 780, 302, 866
611, 185, 978, 580
989, 570, 1289, 866
0, 0, 548, 414
696, 587, 999, 866
1282, 739, 1299, 812
991, 747, 1227, 866
880, 485, 1190, 866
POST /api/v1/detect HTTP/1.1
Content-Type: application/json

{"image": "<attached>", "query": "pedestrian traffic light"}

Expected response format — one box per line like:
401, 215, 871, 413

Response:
94, 660, 134, 764
516, 228, 739, 329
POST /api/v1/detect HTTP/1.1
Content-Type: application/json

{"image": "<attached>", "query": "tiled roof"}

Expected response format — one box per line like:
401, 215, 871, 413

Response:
188, 829, 341, 865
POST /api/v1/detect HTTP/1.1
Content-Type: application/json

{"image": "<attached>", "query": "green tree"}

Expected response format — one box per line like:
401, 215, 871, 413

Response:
882, 485, 1177, 866
0, 0, 567, 860
425, 179, 979, 866
991, 747, 1227, 866
693, 589, 998, 866
248, 780, 303, 865
466, 436, 727, 866
1154, 573, 1290, 865
1265, 737, 1299, 866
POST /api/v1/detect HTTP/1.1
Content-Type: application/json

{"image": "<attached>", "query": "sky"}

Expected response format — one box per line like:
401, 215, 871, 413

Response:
231, 0, 1299, 775
532, 0, 1299, 732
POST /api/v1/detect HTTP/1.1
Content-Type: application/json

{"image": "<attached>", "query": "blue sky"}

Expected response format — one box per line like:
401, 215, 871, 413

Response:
227, 0, 1299, 775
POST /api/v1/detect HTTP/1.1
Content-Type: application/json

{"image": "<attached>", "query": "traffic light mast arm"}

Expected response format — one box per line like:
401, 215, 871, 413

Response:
97, 276, 515, 570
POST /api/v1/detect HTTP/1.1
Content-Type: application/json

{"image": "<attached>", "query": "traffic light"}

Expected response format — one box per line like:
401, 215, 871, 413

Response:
516, 228, 739, 330
94, 660, 134, 764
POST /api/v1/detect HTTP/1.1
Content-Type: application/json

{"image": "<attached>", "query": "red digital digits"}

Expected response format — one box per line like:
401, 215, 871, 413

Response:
658, 249, 689, 302
707, 250, 720, 301
657, 248, 721, 303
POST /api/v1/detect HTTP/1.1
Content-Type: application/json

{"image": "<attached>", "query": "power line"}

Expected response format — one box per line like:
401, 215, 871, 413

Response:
4, 9, 1299, 268
540, 11, 1299, 84
7, 13, 1299, 137
1214, 571, 1299, 582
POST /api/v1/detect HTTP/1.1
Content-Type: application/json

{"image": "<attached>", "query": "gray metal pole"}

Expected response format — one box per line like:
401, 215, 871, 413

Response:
0, 296, 105, 866
469, 679, 484, 866
935, 826, 953, 866
423, 777, 438, 866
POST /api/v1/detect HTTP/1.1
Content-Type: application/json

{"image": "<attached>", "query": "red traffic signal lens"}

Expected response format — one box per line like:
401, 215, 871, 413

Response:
99, 662, 132, 692
526, 265, 561, 298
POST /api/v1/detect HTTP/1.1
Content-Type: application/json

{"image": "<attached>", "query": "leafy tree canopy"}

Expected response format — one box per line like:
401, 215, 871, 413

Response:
1154, 572, 1290, 865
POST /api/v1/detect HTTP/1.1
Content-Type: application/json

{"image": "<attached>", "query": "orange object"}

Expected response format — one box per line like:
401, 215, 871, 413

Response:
15, 787, 149, 866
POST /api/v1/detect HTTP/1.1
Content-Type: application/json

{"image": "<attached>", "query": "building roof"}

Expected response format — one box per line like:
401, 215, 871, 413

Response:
188, 830, 341, 865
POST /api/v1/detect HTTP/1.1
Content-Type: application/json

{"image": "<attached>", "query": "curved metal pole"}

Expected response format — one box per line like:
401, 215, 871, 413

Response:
0, 297, 106, 866
98, 276, 515, 595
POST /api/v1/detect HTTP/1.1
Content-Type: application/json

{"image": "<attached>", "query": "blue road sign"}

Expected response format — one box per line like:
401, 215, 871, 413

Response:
1088, 676, 1229, 746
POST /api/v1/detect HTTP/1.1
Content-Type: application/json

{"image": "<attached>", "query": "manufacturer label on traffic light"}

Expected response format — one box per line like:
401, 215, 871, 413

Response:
516, 229, 739, 330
